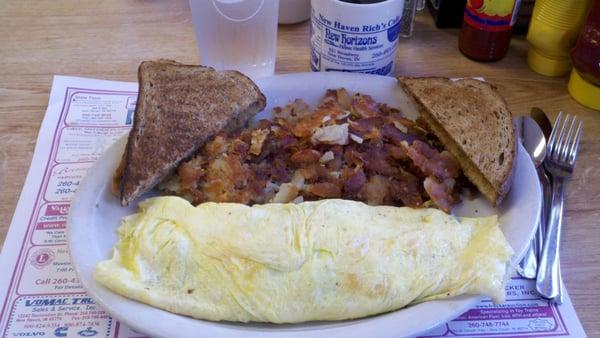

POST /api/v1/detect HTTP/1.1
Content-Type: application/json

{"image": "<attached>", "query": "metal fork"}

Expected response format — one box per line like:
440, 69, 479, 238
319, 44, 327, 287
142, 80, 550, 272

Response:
536, 112, 583, 301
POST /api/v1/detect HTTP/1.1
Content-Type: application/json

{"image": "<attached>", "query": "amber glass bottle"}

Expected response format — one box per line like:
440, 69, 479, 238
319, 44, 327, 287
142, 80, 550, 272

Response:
459, 0, 520, 62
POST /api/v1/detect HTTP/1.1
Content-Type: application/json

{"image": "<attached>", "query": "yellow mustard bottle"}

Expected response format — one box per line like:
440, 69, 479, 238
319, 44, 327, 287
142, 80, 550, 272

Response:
526, 0, 592, 76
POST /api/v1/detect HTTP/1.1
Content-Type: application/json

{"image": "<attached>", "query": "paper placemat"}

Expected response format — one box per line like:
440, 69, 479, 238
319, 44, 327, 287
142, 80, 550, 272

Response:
0, 76, 587, 338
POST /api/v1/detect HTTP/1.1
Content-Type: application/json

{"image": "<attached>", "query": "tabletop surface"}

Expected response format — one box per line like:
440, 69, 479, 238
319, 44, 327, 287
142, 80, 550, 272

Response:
1, 0, 599, 335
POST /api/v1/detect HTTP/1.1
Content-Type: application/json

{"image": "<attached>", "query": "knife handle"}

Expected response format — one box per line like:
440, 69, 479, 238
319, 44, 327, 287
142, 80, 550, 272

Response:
536, 177, 564, 300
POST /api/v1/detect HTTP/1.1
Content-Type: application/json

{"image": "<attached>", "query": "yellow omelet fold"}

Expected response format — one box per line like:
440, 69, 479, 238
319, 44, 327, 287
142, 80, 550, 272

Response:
94, 196, 513, 323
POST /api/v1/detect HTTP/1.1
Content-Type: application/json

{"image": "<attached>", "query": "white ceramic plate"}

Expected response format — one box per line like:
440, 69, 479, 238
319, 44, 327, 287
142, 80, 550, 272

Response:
68, 72, 541, 338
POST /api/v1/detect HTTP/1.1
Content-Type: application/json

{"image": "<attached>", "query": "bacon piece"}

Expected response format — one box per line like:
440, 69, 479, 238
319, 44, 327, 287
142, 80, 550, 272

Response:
326, 155, 343, 171
439, 151, 460, 176
253, 163, 271, 180
424, 177, 457, 213
269, 158, 290, 182
349, 116, 385, 140
351, 94, 381, 118
362, 144, 397, 176
297, 163, 331, 182
381, 124, 420, 145
306, 182, 342, 198
385, 144, 408, 160
324, 172, 344, 188
405, 140, 460, 180
297, 164, 319, 182
290, 149, 322, 164
390, 171, 422, 207
342, 167, 367, 197
343, 146, 366, 167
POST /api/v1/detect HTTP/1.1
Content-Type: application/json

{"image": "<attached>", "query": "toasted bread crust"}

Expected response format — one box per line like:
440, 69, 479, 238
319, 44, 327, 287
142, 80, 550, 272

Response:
119, 60, 266, 205
398, 77, 515, 205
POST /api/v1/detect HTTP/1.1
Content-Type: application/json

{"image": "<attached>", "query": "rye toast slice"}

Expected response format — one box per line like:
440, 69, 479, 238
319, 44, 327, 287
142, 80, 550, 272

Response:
119, 60, 266, 205
398, 77, 516, 205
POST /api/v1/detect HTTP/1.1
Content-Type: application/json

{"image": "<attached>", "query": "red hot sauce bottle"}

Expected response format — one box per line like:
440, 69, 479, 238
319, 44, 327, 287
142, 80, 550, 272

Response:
459, 0, 521, 62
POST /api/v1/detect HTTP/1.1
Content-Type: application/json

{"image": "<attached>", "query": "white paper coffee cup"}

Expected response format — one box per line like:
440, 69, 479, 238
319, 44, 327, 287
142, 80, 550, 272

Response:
310, 0, 404, 76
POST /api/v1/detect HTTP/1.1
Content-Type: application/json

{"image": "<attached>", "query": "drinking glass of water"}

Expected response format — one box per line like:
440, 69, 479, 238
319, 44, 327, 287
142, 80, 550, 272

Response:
189, 0, 280, 78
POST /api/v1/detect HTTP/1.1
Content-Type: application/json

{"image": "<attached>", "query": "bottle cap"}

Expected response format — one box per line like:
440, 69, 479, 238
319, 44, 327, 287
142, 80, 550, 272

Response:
568, 69, 600, 110
527, 48, 572, 77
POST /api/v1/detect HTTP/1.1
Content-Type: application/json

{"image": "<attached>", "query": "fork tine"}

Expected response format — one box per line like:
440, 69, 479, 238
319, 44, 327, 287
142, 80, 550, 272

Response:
568, 121, 583, 165
560, 116, 577, 163
554, 114, 570, 160
547, 111, 563, 158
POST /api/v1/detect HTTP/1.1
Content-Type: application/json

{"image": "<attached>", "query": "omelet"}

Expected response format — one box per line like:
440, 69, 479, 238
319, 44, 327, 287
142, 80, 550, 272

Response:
95, 196, 513, 323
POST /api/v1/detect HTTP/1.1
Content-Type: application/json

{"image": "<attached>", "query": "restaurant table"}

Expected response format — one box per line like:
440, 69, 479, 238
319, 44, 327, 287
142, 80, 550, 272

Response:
0, 0, 599, 336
